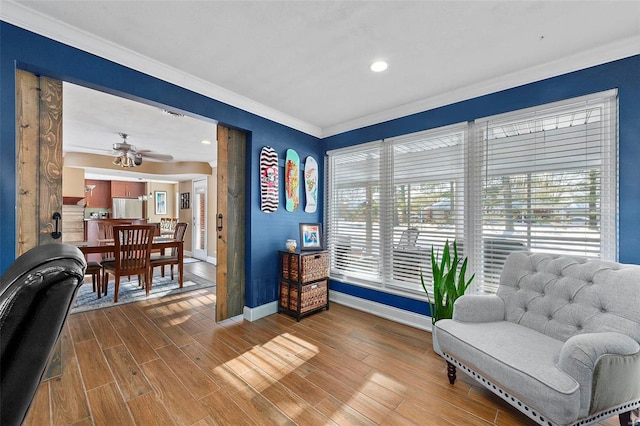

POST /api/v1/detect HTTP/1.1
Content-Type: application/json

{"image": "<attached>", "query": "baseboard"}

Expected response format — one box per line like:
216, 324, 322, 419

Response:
208, 256, 216, 265
243, 301, 278, 322
329, 290, 434, 332
219, 313, 244, 325
241, 291, 434, 330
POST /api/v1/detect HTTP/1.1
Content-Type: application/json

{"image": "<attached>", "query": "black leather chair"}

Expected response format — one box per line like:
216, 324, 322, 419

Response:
0, 243, 86, 425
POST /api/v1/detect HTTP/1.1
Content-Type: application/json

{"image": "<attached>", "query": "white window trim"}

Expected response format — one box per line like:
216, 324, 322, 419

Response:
326, 90, 618, 298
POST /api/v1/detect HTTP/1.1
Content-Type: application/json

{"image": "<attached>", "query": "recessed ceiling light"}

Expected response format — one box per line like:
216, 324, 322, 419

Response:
370, 60, 388, 72
201, 140, 211, 145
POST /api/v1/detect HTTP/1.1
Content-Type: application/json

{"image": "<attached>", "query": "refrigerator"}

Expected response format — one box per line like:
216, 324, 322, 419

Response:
111, 198, 143, 219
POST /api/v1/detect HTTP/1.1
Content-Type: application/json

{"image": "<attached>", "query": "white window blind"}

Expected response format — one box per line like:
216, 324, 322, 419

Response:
385, 126, 467, 294
326, 125, 468, 295
326, 91, 617, 298
326, 142, 383, 284
472, 91, 618, 293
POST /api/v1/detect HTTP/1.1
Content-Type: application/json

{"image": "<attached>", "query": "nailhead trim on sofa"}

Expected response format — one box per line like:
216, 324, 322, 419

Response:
443, 353, 640, 426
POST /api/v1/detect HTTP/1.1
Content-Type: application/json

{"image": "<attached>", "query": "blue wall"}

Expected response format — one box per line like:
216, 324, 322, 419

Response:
0, 22, 322, 308
323, 55, 640, 317
2, 22, 638, 318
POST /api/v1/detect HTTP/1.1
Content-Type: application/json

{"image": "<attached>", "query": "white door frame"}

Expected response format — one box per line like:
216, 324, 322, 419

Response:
192, 178, 208, 260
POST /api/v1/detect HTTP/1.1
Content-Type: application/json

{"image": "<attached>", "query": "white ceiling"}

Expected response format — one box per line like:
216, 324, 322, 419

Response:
63, 82, 217, 182
3, 1, 639, 180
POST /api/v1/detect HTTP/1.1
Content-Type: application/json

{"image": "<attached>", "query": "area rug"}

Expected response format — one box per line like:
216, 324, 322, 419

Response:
71, 272, 215, 313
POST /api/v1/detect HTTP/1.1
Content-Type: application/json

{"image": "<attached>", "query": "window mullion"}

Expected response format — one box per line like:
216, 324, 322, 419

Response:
466, 121, 482, 294
379, 141, 394, 287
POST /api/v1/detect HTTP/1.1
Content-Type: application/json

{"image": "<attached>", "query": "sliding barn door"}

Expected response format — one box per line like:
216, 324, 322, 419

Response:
16, 70, 64, 380
216, 124, 246, 321
16, 69, 64, 255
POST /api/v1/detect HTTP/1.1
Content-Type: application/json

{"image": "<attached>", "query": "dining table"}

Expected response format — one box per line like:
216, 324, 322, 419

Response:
70, 236, 185, 287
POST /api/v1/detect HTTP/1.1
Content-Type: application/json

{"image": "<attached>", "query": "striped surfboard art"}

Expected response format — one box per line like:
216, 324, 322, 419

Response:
260, 146, 279, 213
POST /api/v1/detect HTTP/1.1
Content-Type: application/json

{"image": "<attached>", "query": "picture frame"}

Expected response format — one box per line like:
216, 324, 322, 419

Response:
155, 191, 167, 215
180, 192, 190, 209
299, 223, 323, 251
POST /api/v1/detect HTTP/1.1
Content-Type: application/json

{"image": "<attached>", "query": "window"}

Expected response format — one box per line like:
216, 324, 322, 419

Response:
326, 142, 383, 284
326, 124, 468, 295
386, 126, 467, 293
471, 91, 617, 293
326, 90, 617, 297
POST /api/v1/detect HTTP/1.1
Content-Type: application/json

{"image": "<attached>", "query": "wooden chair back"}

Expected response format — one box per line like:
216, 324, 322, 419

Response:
171, 222, 189, 256
160, 218, 178, 234
112, 225, 155, 276
97, 222, 115, 261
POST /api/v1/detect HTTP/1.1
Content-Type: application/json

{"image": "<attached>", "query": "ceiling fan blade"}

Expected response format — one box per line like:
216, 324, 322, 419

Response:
65, 145, 113, 154
139, 152, 174, 161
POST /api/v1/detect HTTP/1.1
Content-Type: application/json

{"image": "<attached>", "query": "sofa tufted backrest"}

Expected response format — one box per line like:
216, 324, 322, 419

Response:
497, 252, 640, 343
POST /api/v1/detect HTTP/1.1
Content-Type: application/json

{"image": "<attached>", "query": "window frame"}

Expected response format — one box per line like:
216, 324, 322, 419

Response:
325, 90, 618, 299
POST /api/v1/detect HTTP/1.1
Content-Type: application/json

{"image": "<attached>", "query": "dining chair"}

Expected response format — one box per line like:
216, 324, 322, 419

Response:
150, 222, 188, 282
159, 218, 178, 235
102, 225, 155, 302
84, 260, 102, 298
82, 222, 113, 298
149, 222, 163, 257
96, 222, 116, 296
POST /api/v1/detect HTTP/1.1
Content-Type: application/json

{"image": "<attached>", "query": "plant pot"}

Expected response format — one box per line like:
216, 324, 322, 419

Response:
431, 326, 443, 356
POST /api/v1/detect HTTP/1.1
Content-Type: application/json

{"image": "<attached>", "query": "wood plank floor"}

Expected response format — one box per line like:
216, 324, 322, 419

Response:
24, 261, 620, 426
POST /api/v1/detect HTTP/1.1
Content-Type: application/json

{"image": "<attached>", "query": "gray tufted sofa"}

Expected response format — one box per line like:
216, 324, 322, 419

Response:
434, 252, 640, 426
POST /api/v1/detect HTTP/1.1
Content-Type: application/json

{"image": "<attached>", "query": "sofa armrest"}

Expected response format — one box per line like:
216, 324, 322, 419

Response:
451, 295, 505, 323
558, 332, 640, 416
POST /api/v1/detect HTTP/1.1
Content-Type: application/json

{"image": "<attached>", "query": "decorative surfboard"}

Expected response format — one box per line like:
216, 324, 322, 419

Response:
304, 156, 318, 213
285, 149, 300, 212
259, 146, 279, 213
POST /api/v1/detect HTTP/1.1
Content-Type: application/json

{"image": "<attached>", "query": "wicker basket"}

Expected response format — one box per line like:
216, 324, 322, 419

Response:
280, 279, 328, 313
280, 251, 328, 283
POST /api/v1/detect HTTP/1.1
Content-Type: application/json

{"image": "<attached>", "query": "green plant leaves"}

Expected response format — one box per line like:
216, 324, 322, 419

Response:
422, 240, 474, 325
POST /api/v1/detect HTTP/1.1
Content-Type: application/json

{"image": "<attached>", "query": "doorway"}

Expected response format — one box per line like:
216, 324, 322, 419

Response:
192, 178, 208, 261
17, 74, 246, 324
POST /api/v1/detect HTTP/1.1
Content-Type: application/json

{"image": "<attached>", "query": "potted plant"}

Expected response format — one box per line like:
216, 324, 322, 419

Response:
420, 240, 474, 354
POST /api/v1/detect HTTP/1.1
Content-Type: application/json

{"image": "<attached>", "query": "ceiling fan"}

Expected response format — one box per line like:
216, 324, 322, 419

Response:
112, 133, 173, 167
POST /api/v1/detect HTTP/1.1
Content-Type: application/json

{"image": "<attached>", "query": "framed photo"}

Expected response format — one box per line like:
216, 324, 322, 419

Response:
299, 223, 323, 251
180, 192, 190, 209
155, 191, 167, 215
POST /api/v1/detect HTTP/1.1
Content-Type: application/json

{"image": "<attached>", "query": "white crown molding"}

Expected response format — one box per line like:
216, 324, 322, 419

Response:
0, 1, 322, 138
322, 35, 640, 138
3, 1, 638, 140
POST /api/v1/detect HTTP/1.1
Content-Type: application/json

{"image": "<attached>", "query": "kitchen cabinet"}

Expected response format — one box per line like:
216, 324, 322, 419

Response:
84, 179, 111, 208
111, 180, 145, 198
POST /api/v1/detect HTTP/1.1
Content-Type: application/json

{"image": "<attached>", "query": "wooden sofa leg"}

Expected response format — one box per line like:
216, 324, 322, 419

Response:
447, 362, 456, 384
619, 411, 632, 426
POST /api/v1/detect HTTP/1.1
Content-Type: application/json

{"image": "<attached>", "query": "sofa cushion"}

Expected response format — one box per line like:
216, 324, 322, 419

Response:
436, 319, 580, 425
498, 253, 640, 343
